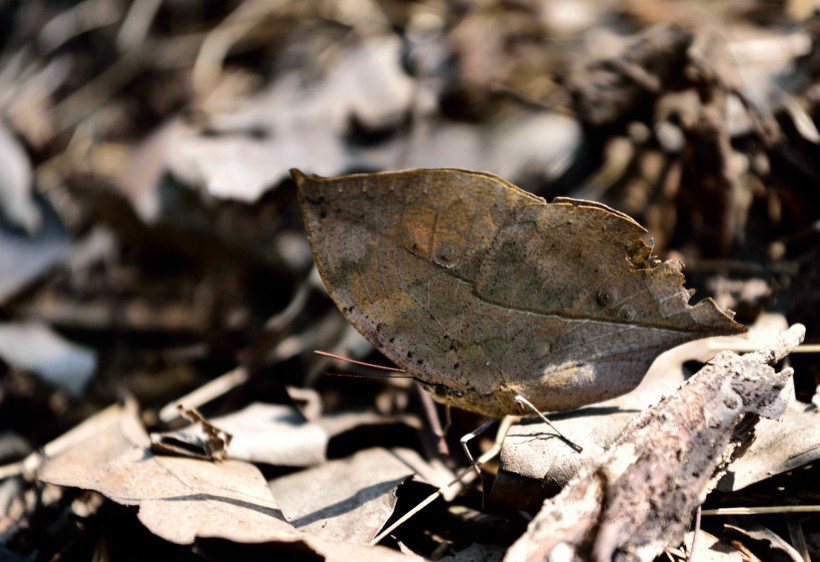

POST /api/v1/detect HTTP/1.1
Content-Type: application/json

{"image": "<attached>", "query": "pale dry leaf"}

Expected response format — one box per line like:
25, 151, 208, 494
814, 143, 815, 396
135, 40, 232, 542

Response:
120, 453, 301, 545
269, 447, 420, 544
361, 113, 582, 187
0, 122, 40, 234
724, 522, 804, 562
717, 401, 820, 492
39, 403, 302, 545
306, 538, 426, 562
37, 401, 148, 480
0, 321, 96, 396
0, 197, 71, 304
679, 530, 746, 562
117, 119, 178, 222
160, 403, 422, 467
39, 405, 425, 559
315, 409, 424, 440
295, 168, 746, 418
166, 36, 414, 202
494, 338, 689, 501
209, 403, 328, 467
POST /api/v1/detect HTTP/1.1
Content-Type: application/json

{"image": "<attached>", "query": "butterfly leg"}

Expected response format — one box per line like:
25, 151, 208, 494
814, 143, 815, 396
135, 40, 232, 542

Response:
460, 419, 497, 475
514, 395, 583, 453
371, 417, 515, 546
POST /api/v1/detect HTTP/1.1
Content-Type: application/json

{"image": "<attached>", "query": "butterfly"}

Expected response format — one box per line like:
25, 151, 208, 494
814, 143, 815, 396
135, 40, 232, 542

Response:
293, 168, 746, 419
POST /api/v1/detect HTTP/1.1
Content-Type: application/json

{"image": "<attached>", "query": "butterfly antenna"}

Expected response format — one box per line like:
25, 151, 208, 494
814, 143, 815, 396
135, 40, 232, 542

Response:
314, 350, 415, 379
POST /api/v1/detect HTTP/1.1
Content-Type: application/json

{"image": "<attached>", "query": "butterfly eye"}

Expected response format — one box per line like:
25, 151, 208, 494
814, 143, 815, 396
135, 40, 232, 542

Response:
433, 384, 449, 396
429, 384, 464, 399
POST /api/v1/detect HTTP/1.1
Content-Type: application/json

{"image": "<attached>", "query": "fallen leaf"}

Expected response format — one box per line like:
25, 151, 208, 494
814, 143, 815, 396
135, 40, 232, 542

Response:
724, 522, 804, 562
308, 539, 426, 562
716, 401, 820, 492
38, 402, 425, 560
294, 168, 746, 418
39, 403, 303, 545
269, 447, 419, 544
678, 531, 746, 562
0, 321, 96, 396
0, 196, 71, 305
206, 403, 328, 467
156, 402, 422, 467
166, 36, 414, 203
0, 122, 40, 234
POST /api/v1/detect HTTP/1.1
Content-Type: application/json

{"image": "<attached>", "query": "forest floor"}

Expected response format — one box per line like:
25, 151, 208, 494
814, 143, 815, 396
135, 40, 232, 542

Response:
1, 1, 819, 561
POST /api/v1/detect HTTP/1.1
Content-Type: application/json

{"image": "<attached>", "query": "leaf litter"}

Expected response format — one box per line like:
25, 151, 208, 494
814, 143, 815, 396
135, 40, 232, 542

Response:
1, 2, 819, 561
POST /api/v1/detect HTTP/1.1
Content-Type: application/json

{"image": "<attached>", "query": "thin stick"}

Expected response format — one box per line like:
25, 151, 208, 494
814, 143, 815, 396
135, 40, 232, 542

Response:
708, 342, 820, 354
785, 514, 810, 562
158, 366, 248, 423
0, 403, 123, 480
688, 506, 701, 561
701, 505, 820, 516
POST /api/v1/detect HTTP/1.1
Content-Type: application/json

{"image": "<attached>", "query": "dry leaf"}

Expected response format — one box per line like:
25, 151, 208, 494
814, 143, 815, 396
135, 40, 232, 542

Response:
0, 196, 70, 305
503, 324, 803, 562
38, 403, 426, 561
724, 522, 804, 562
39, 403, 302, 545
0, 321, 96, 396
294, 168, 746, 418
308, 539, 426, 562
0, 122, 40, 234
204, 403, 328, 466
490, 342, 687, 509
165, 36, 414, 203
678, 531, 746, 562
157, 403, 421, 467
269, 447, 419, 544
717, 401, 820, 492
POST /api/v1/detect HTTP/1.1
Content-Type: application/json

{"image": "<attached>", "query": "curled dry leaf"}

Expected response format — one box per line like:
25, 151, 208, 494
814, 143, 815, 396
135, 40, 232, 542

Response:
503, 324, 804, 562
294, 168, 746, 418
197, 403, 328, 467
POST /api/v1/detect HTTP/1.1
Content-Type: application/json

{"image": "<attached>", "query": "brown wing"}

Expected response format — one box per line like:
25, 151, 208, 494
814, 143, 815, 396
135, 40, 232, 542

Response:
294, 168, 746, 416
